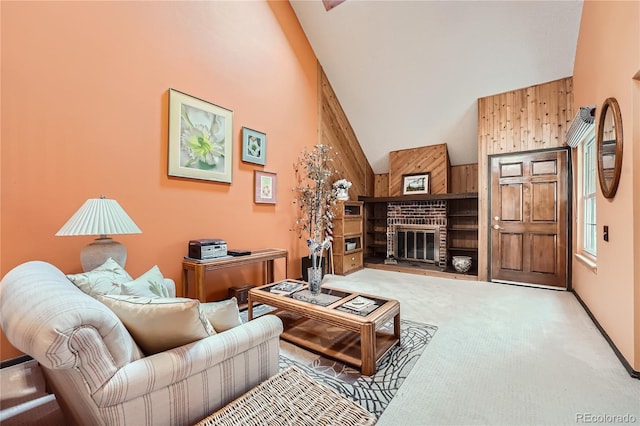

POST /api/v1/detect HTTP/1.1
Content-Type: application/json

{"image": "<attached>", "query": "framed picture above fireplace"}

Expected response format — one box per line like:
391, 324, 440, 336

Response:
402, 173, 430, 195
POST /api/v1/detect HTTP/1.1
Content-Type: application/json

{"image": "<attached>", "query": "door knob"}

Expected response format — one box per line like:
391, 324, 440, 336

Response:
494, 216, 500, 221
493, 224, 503, 230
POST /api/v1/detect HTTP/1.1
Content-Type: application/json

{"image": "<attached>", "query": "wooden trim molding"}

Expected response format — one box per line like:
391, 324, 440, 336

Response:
572, 291, 640, 379
0, 354, 33, 369
574, 253, 597, 273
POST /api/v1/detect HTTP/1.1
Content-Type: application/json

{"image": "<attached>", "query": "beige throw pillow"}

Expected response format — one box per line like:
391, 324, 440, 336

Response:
66, 257, 133, 297
120, 265, 169, 298
97, 295, 215, 355
200, 297, 243, 332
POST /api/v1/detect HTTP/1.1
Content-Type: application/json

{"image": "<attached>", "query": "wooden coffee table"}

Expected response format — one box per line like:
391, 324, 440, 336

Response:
248, 280, 400, 375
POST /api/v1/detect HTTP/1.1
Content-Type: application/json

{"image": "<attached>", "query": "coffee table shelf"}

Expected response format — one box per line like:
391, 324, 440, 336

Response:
276, 311, 399, 371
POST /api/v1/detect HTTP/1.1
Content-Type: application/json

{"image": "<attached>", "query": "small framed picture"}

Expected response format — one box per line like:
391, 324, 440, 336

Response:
254, 171, 277, 204
402, 173, 430, 195
242, 127, 267, 166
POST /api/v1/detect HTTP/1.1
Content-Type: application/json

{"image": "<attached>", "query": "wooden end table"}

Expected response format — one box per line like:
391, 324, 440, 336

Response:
248, 280, 400, 376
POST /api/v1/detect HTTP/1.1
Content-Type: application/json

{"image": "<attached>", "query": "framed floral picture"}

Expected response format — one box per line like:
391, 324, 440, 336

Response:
402, 172, 430, 195
242, 127, 267, 166
168, 88, 233, 183
254, 171, 277, 204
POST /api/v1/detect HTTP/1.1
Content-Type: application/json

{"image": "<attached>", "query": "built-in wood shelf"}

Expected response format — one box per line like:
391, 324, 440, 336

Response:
359, 192, 478, 203
447, 196, 479, 276
367, 242, 386, 248
447, 212, 478, 217
360, 192, 479, 278
333, 201, 364, 275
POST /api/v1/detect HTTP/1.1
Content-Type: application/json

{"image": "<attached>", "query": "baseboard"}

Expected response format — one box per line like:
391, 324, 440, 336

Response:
572, 290, 639, 379
0, 354, 33, 369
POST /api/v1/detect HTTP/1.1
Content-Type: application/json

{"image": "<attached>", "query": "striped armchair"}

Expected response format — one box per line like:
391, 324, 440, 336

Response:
0, 261, 283, 426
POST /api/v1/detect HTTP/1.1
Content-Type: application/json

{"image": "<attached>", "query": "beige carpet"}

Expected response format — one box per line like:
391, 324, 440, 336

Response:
328, 269, 640, 426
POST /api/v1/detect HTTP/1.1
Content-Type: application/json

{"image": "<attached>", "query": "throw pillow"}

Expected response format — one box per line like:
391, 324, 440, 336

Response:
97, 295, 216, 355
120, 265, 169, 298
66, 257, 133, 297
200, 297, 243, 332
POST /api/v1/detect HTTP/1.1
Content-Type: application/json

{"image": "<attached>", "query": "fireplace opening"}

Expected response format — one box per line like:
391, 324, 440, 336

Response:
395, 225, 440, 263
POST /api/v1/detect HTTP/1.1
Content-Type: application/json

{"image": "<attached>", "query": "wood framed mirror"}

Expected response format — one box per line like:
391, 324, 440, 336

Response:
596, 97, 623, 198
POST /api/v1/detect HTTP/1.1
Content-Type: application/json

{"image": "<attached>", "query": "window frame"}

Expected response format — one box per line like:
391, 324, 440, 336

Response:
575, 129, 597, 269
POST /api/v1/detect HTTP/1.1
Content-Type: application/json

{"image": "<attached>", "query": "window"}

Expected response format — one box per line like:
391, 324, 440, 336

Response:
580, 132, 597, 258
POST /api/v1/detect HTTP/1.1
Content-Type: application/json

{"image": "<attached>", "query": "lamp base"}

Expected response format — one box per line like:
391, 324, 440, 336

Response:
80, 237, 127, 272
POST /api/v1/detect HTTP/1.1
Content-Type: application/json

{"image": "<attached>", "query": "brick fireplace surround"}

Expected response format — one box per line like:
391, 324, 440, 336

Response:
387, 201, 448, 268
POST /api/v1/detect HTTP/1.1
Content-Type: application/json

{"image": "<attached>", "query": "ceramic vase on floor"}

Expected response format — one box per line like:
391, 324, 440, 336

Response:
452, 256, 472, 273
307, 266, 323, 295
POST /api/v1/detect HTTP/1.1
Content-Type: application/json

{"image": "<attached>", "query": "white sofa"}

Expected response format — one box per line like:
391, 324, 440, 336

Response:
0, 261, 283, 426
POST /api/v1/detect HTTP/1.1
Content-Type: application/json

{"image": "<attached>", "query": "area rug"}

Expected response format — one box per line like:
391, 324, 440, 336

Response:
240, 306, 437, 418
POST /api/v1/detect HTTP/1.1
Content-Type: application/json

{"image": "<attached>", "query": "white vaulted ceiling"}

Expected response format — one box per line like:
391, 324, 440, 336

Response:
290, 0, 583, 173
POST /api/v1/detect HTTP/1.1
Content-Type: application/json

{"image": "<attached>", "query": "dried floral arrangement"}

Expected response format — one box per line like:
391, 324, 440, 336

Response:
292, 144, 339, 272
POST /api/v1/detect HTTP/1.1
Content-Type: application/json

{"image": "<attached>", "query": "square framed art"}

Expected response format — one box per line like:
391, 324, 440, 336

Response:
402, 173, 430, 195
254, 171, 277, 204
168, 88, 233, 183
242, 127, 267, 166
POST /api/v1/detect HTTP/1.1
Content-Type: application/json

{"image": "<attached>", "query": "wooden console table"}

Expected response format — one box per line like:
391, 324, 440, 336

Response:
182, 248, 288, 302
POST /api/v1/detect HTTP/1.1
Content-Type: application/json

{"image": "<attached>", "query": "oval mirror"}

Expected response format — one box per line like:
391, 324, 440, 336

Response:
596, 97, 623, 198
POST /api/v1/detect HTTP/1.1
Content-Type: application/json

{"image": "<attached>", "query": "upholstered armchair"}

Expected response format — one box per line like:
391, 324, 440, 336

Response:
0, 261, 283, 426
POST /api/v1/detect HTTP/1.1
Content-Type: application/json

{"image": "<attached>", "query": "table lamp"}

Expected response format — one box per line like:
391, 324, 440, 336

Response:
56, 195, 142, 271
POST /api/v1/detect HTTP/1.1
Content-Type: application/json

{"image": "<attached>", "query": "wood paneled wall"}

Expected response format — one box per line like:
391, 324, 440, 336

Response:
319, 65, 375, 197
450, 163, 478, 193
477, 77, 574, 281
377, 164, 477, 196
374, 174, 389, 197
388, 144, 450, 196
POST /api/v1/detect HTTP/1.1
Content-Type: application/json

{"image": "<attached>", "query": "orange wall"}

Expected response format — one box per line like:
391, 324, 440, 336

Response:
572, 0, 640, 370
1, 1, 319, 360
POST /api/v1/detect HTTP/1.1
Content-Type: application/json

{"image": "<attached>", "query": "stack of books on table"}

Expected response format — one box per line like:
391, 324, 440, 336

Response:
341, 296, 376, 311
270, 281, 304, 295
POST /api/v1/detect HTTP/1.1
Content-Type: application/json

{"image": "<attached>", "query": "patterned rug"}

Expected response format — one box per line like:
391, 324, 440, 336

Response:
241, 306, 437, 418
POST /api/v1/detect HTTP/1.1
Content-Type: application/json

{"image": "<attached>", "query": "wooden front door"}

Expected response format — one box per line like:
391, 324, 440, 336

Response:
489, 149, 569, 288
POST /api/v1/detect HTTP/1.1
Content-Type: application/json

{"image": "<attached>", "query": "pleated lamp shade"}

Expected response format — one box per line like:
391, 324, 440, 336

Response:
56, 196, 141, 271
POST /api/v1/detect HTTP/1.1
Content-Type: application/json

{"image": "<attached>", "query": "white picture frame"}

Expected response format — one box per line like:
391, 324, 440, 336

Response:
168, 88, 233, 183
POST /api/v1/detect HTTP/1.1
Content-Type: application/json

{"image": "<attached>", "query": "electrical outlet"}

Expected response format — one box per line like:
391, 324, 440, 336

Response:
603, 225, 609, 242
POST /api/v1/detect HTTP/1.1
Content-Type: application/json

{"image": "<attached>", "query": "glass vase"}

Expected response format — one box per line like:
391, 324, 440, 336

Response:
307, 266, 323, 296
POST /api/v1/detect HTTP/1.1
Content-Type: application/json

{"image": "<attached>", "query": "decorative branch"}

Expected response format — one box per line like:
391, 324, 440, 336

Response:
292, 144, 339, 269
